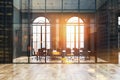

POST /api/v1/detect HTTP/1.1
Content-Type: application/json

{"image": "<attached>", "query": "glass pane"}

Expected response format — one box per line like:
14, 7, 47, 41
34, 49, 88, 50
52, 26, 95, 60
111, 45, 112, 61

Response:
46, 34, 50, 41
71, 26, 74, 33
80, 34, 84, 41
67, 34, 70, 41
71, 42, 74, 49
67, 43, 70, 48
33, 42, 37, 52
42, 26, 45, 33
42, 42, 45, 48
37, 42, 40, 49
32, 0, 45, 10
71, 34, 74, 42
80, 37, 84, 42
46, 26, 50, 33
63, 0, 78, 10
46, 42, 50, 49
118, 21, 120, 25
76, 43, 78, 48
46, 0, 62, 9
37, 34, 40, 41
80, 33, 84, 37
76, 26, 78, 33
36, 26, 40, 33
118, 17, 120, 20
76, 33, 78, 41
80, 42, 84, 48
21, 0, 28, 9
66, 17, 84, 50
33, 34, 36, 41
67, 26, 71, 33
80, 26, 84, 33
42, 33, 45, 41
67, 17, 83, 24
33, 26, 36, 33
80, 0, 95, 9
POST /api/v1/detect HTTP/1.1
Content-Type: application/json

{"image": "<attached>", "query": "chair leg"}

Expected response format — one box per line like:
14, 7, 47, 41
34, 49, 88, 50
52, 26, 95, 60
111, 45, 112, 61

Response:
78, 55, 80, 63
36, 56, 38, 61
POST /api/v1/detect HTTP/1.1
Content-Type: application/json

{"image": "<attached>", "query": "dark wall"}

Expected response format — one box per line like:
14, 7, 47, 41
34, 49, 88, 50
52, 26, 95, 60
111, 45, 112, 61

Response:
0, 0, 13, 63
96, 0, 118, 63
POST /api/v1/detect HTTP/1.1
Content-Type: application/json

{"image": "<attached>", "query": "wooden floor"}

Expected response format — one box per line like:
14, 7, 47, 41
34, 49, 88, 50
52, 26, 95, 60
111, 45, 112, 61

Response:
0, 64, 120, 80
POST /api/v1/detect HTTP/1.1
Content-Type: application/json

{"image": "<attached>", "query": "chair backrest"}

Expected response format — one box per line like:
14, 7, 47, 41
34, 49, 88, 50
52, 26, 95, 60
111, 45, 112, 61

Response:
38, 48, 46, 56
66, 48, 71, 55
73, 48, 79, 56
47, 49, 53, 56
37, 49, 42, 56
57, 48, 62, 52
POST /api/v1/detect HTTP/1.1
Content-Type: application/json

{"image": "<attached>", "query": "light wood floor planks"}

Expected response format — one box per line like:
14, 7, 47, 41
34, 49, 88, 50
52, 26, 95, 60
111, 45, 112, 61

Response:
0, 64, 120, 80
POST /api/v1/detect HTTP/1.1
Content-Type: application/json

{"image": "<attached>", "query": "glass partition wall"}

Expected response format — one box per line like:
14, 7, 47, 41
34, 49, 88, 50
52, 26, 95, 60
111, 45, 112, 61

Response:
13, 0, 28, 63
13, 0, 99, 63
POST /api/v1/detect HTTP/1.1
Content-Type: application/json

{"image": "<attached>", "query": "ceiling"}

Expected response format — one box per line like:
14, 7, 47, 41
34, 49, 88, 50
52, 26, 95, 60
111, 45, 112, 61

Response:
13, 0, 107, 12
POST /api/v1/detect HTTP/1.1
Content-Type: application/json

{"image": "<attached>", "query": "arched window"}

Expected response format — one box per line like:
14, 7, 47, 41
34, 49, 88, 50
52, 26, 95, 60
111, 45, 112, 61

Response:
66, 17, 84, 49
32, 17, 50, 52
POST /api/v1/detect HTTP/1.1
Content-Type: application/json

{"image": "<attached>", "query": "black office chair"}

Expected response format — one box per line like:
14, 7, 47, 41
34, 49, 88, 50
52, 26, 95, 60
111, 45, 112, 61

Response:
80, 49, 90, 60
65, 48, 72, 60
46, 49, 52, 56
73, 48, 79, 56
65, 48, 71, 56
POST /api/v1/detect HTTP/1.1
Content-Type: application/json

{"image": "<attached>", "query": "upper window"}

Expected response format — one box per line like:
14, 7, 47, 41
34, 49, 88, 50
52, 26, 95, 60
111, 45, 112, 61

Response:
32, 17, 50, 52
66, 17, 84, 49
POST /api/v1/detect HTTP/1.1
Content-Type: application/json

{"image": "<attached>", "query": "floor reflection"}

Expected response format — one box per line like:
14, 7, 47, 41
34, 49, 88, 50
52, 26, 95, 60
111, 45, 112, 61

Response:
0, 64, 120, 80
13, 56, 108, 63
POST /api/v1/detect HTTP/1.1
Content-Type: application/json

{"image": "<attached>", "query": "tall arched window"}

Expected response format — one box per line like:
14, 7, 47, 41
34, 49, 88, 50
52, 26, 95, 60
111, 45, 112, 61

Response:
66, 17, 84, 49
32, 17, 50, 52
